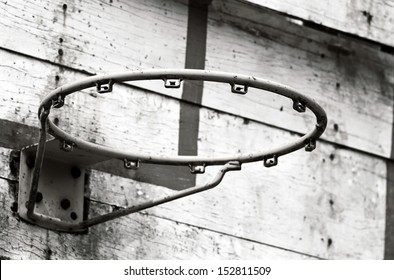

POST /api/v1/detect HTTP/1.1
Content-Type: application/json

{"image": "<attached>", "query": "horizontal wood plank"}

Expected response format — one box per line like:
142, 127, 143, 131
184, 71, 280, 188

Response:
242, 0, 394, 47
0, 177, 313, 259
0, 111, 386, 258
86, 108, 386, 259
0, 0, 393, 158
0, 0, 187, 96
0, 49, 181, 156
0, 49, 387, 258
207, 0, 394, 158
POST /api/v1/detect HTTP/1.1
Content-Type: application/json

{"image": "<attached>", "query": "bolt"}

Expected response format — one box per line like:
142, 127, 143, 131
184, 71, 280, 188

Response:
70, 212, 78, 220
60, 198, 71, 210
70, 167, 81, 178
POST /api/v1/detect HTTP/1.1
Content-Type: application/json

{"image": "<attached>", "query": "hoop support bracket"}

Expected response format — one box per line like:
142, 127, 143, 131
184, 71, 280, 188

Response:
18, 113, 242, 232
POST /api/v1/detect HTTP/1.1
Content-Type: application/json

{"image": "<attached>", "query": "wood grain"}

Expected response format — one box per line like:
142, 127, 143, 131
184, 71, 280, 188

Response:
207, 0, 394, 158
0, 0, 390, 260
0, 48, 387, 258
0, 0, 187, 97
0, 49, 181, 156
1, 111, 384, 259
243, 0, 394, 47
0, 0, 393, 157
0, 177, 314, 259
84, 108, 387, 259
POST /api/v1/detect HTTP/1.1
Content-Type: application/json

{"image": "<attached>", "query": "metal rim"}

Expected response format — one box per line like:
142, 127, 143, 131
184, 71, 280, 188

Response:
39, 69, 327, 168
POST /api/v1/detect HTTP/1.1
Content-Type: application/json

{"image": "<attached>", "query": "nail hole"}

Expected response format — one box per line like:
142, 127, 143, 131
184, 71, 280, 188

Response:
333, 123, 339, 131
62, 4, 67, 10
70, 167, 81, 178
36, 192, 43, 203
336, 82, 340, 89
327, 238, 333, 248
59, 37, 63, 43
54, 117, 59, 125
329, 199, 334, 206
60, 198, 71, 210
329, 154, 335, 161
55, 75, 60, 81
70, 212, 78, 220
58, 49, 63, 56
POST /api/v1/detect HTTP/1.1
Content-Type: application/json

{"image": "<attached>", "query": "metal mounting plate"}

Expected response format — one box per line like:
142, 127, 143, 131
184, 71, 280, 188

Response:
18, 139, 109, 231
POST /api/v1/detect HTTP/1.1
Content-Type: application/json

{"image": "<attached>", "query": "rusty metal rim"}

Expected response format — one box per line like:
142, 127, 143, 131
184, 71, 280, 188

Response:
39, 69, 327, 166
25, 69, 327, 232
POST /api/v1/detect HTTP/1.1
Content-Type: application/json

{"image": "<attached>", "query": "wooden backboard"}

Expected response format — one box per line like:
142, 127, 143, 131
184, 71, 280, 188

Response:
0, 0, 393, 259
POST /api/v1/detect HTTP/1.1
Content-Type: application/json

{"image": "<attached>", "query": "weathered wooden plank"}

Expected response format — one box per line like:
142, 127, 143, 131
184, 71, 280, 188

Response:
0, 0, 393, 158
206, 0, 394, 158
0, 49, 387, 258
0, 0, 187, 97
243, 0, 394, 47
0, 111, 386, 259
85, 106, 387, 260
0, 49, 181, 156
0, 177, 313, 259
0, 49, 202, 189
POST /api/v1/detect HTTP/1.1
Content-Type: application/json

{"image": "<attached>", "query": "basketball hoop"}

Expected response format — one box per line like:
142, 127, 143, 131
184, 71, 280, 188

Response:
19, 69, 327, 232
